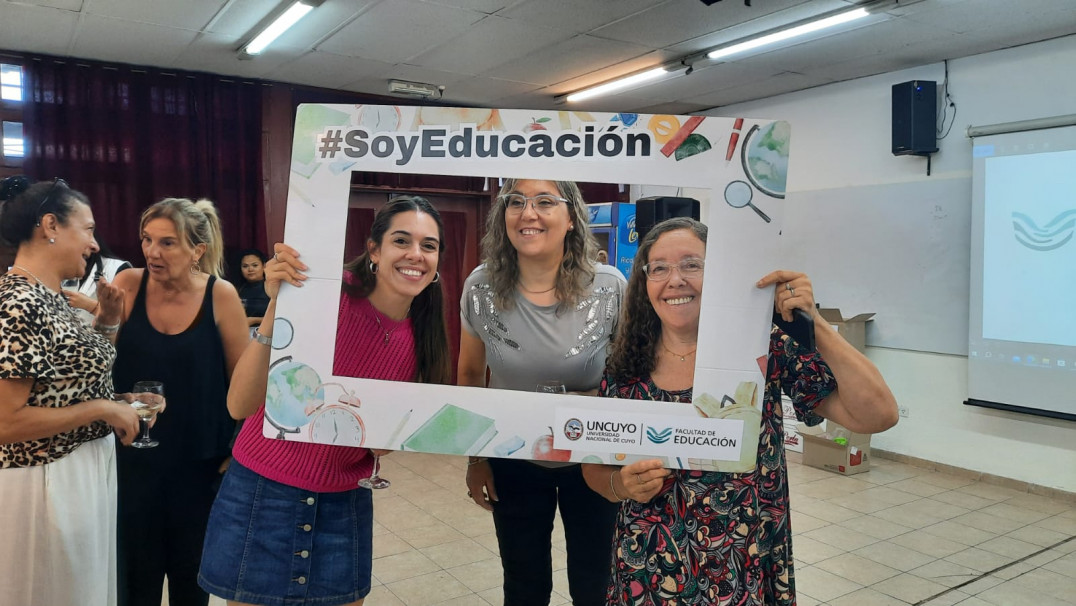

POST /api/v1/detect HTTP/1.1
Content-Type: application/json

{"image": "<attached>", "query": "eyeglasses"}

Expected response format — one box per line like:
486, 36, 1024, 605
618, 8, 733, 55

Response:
642, 257, 705, 281
500, 193, 568, 215
35, 178, 68, 224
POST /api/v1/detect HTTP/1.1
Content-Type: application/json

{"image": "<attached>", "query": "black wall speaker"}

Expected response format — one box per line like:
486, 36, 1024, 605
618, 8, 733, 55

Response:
634, 196, 701, 242
892, 80, 938, 156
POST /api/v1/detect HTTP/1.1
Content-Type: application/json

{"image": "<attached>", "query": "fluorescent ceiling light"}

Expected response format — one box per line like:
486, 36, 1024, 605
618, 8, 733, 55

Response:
561, 67, 670, 103
244, 1, 315, 55
708, 7, 870, 61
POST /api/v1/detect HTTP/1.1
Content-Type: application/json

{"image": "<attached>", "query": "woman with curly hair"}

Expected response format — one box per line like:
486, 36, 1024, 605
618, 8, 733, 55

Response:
582, 217, 898, 605
458, 178, 626, 606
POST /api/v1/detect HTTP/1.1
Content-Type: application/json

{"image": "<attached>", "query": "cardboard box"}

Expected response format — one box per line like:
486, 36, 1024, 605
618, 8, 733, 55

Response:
818, 308, 875, 353
781, 395, 803, 453
800, 421, 871, 475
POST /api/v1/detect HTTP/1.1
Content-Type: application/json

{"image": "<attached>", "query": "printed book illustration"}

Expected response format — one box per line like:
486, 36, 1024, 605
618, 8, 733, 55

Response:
400, 404, 498, 456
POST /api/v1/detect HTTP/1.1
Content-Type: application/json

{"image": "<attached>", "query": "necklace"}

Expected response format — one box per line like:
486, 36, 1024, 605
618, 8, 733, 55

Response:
661, 339, 697, 362
519, 281, 556, 294
11, 265, 50, 290
370, 307, 409, 344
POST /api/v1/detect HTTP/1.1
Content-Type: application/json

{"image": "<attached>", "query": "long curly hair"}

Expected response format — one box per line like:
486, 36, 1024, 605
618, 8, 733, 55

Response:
606, 217, 708, 383
342, 196, 451, 385
480, 178, 599, 311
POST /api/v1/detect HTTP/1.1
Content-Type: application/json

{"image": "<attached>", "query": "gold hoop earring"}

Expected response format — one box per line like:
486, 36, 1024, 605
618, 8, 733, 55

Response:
190, 263, 200, 275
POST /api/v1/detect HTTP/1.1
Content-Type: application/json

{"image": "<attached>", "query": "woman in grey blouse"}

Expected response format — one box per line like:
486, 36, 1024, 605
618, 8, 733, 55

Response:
458, 178, 626, 606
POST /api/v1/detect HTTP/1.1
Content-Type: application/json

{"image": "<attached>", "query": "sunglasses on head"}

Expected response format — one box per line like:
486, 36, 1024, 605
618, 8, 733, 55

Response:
35, 178, 69, 225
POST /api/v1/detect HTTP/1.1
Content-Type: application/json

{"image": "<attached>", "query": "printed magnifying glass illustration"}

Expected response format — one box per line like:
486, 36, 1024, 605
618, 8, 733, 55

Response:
724, 180, 771, 223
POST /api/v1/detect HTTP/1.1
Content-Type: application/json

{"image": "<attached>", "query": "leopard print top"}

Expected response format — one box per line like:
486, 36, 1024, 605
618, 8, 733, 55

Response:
0, 273, 114, 468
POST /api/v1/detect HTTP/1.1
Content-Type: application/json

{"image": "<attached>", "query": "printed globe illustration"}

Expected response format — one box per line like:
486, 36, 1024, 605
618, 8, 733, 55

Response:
265, 360, 323, 429
744, 120, 790, 198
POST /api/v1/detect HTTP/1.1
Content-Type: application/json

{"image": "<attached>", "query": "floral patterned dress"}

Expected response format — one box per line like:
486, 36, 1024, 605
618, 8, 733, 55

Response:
600, 327, 836, 606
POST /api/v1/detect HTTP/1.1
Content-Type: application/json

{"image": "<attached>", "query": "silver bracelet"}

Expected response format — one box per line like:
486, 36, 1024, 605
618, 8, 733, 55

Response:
94, 321, 120, 335
609, 470, 627, 502
253, 331, 272, 346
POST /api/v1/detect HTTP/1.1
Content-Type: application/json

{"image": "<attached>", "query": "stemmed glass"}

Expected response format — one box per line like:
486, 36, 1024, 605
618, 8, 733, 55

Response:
130, 381, 165, 449
536, 380, 567, 394
358, 454, 390, 490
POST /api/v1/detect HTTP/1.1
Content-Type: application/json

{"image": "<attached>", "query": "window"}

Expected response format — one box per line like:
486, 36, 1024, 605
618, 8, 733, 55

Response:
3, 121, 24, 158
1, 64, 22, 101
1, 62, 24, 168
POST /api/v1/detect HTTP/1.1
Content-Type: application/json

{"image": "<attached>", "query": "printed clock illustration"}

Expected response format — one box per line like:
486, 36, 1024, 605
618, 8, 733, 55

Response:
264, 356, 365, 446
308, 383, 365, 446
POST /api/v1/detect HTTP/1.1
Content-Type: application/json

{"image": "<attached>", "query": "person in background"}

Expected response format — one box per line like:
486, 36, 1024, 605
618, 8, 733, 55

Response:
582, 217, 898, 605
596, 249, 609, 265
235, 248, 270, 327
111, 198, 249, 606
458, 178, 626, 606
0, 176, 139, 606
64, 237, 132, 325
198, 196, 451, 606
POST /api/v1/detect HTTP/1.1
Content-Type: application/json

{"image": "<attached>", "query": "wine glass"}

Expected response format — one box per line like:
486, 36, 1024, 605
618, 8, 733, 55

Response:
130, 381, 165, 449
358, 454, 390, 490
60, 278, 80, 291
536, 380, 567, 394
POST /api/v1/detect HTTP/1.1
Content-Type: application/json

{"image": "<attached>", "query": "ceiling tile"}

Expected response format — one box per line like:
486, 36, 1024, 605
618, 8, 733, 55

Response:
631, 101, 711, 115
419, 0, 515, 13
0, 3, 80, 56
411, 14, 575, 76
266, 51, 393, 89
486, 34, 655, 87
12, 0, 84, 10
318, 0, 486, 63
371, 63, 473, 88
86, 0, 224, 31
499, 0, 665, 35
685, 70, 829, 109
71, 14, 198, 66
438, 75, 539, 106
591, 0, 816, 48
663, 0, 857, 56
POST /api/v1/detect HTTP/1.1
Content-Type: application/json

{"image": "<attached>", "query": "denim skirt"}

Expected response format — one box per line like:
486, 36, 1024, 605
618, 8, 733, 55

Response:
197, 460, 373, 605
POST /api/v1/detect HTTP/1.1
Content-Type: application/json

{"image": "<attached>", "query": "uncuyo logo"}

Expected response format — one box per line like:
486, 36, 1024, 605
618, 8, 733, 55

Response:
563, 418, 583, 441
1012, 210, 1076, 251
645, 426, 673, 444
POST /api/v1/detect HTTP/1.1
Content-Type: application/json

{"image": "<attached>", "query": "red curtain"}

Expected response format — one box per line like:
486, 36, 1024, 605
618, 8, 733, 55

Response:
22, 55, 265, 269
344, 208, 466, 383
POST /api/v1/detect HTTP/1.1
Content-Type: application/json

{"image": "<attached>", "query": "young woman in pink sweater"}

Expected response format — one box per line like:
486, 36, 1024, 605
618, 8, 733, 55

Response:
198, 196, 451, 606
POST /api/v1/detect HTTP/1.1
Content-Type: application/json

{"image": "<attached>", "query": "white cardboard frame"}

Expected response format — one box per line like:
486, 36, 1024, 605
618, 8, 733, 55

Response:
268, 105, 790, 471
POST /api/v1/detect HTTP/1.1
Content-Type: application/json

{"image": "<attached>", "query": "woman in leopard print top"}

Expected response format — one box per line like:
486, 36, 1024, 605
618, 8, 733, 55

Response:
0, 176, 140, 606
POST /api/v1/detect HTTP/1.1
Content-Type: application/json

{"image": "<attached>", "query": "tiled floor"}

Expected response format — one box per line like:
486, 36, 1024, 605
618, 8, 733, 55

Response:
198, 451, 1076, 606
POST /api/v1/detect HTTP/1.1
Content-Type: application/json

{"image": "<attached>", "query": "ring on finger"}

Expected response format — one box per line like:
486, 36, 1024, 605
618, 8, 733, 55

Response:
274, 252, 280, 262
785, 283, 793, 292
789, 287, 795, 297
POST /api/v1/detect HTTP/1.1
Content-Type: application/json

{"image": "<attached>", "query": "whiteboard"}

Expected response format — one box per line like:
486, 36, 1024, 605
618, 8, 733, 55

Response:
781, 177, 971, 355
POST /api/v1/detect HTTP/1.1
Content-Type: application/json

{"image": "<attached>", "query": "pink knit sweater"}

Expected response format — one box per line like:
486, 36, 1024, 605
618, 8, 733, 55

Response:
232, 294, 417, 493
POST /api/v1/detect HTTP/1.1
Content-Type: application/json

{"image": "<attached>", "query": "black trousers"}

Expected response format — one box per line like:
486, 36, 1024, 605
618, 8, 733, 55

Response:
117, 454, 223, 606
489, 459, 619, 606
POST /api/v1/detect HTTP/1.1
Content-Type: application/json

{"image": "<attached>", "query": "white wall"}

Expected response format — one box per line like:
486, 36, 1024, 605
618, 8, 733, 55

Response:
711, 35, 1076, 492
